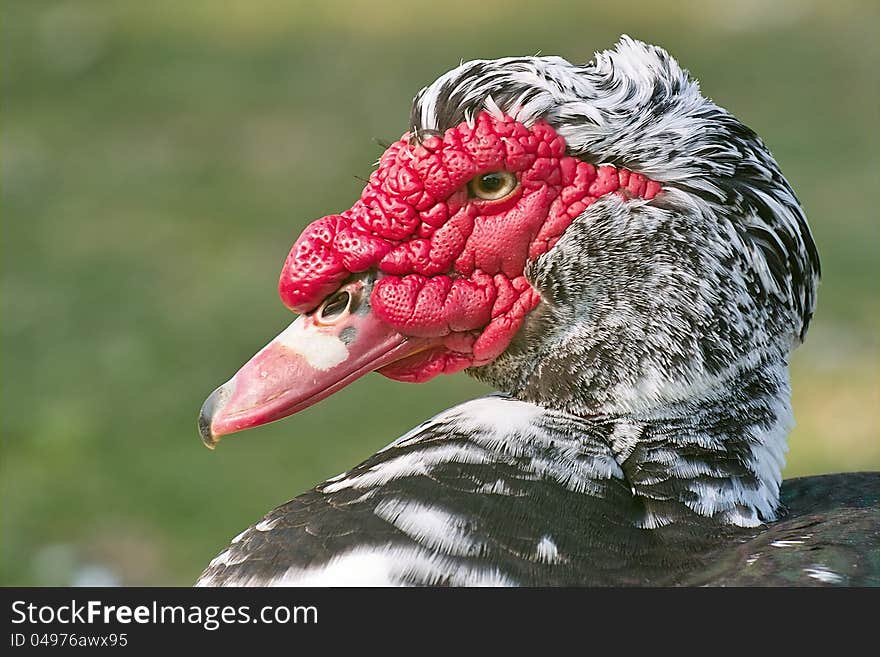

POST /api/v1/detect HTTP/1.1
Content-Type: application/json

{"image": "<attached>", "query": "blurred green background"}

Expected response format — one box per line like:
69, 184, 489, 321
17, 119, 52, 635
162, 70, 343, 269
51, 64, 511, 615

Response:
2, 0, 878, 585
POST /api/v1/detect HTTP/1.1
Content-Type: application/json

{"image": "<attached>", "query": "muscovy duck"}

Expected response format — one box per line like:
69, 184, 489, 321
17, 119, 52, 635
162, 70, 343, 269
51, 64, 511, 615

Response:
196, 37, 879, 586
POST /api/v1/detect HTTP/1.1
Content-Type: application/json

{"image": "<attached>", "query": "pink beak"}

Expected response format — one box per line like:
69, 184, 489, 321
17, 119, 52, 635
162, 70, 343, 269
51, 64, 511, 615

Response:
198, 278, 435, 448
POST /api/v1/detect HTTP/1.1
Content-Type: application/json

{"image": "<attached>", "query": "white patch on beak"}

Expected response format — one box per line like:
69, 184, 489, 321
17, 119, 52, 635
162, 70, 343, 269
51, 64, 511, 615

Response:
273, 318, 349, 371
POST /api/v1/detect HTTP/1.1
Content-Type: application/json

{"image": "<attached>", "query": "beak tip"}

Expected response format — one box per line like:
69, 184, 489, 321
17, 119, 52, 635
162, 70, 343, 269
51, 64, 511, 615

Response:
198, 405, 219, 450
198, 383, 232, 449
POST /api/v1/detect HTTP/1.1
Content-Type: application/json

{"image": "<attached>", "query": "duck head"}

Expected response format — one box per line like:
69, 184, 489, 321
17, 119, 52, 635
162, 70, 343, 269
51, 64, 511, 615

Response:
199, 37, 819, 451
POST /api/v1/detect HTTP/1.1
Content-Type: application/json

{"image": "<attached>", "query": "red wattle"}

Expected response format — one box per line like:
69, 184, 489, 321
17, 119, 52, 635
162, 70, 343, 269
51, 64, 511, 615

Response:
278, 112, 661, 382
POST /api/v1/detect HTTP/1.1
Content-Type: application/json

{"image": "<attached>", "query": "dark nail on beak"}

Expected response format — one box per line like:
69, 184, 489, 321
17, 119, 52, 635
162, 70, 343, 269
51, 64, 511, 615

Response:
198, 382, 234, 449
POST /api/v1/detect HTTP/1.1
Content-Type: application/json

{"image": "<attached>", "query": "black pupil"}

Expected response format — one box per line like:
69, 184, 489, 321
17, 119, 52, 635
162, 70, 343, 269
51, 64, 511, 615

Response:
480, 173, 503, 191
321, 292, 350, 320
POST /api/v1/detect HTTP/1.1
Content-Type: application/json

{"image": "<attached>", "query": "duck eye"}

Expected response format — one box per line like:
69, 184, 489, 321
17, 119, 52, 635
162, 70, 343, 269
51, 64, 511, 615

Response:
467, 171, 517, 201
316, 291, 351, 324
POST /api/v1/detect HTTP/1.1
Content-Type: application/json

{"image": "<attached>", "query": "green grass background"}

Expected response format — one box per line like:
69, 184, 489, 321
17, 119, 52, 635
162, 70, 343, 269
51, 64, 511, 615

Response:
2, 0, 878, 585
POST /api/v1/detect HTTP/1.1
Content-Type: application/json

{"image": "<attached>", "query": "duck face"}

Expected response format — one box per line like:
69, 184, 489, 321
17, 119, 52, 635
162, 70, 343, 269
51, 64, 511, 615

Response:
200, 110, 659, 444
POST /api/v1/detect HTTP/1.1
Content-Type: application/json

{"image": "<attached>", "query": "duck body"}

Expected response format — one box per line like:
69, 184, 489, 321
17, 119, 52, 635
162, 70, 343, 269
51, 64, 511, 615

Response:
196, 37, 878, 586
196, 395, 879, 586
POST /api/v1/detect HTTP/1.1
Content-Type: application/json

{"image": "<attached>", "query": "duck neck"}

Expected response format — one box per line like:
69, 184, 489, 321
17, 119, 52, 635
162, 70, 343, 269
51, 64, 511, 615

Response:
474, 353, 793, 528
598, 358, 793, 528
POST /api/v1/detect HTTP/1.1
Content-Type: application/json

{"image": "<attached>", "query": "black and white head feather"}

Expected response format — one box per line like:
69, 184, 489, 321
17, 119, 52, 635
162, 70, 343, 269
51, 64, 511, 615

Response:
413, 36, 818, 341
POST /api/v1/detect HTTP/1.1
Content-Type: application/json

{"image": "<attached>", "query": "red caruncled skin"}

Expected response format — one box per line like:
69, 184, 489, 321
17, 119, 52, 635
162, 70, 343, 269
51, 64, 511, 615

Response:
278, 112, 660, 383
